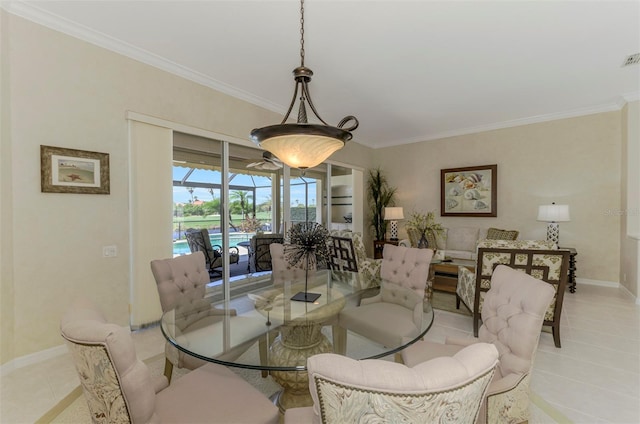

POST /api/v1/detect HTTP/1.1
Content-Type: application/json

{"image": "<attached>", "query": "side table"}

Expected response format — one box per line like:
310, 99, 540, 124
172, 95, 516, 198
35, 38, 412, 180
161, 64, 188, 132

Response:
373, 239, 399, 259
559, 247, 578, 293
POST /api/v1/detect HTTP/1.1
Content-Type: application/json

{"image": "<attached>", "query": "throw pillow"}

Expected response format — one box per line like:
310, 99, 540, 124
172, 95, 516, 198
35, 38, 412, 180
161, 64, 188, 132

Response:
486, 227, 519, 240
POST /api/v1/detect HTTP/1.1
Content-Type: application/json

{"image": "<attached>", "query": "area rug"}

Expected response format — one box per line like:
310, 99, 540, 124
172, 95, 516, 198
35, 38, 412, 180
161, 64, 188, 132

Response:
43, 344, 570, 424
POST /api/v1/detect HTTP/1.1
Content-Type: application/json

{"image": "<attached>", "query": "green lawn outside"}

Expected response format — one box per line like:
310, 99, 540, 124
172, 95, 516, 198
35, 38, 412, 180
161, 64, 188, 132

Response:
173, 211, 272, 232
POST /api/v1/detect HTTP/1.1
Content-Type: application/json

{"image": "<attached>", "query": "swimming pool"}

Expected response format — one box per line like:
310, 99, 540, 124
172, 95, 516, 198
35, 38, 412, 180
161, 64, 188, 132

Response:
173, 233, 253, 256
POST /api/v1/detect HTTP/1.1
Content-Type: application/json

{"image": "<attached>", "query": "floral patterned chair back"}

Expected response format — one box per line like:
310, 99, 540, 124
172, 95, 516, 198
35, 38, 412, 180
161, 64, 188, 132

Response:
284, 343, 499, 424
456, 239, 569, 348
329, 230, 382, 288
61, 298, 158, 423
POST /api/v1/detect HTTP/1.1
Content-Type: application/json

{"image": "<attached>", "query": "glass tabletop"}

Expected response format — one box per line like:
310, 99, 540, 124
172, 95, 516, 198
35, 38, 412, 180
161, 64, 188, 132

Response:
160, 269, 434, 372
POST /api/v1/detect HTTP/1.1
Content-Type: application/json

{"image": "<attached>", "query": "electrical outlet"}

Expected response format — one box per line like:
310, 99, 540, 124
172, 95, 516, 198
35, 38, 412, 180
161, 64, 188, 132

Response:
103, 245, 117, 257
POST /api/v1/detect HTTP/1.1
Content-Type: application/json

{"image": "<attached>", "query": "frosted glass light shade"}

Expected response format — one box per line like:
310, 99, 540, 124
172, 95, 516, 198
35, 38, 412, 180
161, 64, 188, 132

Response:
259, 134, 343, 169
384, 207, 405, 220
537, 204, 570, 222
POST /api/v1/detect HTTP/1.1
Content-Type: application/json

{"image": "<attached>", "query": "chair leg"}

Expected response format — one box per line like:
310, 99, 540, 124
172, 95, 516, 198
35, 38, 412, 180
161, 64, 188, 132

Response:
455, 294, 461, 309
259, 333, 269, 378
552, 324, 561, 348
332, 325, 347, 355
473, 313, 480, 337
163, 358, 174, 384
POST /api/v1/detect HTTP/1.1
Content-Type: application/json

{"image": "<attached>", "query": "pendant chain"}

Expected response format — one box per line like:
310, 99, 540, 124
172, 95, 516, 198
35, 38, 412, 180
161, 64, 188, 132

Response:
299, 0, 305, 67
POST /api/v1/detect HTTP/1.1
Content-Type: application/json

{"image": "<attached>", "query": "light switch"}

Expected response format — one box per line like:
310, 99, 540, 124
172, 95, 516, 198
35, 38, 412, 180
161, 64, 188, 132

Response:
103, 245, 117, 257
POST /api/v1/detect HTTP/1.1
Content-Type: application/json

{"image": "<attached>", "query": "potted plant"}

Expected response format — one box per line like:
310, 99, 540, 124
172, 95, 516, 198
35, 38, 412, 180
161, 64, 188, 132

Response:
405, 210, 445, 249
367, 168, 397, 241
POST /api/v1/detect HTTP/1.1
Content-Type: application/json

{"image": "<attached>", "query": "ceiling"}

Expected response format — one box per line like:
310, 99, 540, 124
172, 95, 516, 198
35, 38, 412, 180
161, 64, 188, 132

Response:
6, 1, 640, 149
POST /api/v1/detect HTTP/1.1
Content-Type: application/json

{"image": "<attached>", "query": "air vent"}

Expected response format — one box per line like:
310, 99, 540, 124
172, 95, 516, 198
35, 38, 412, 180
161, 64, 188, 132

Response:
622, 53, 640, 67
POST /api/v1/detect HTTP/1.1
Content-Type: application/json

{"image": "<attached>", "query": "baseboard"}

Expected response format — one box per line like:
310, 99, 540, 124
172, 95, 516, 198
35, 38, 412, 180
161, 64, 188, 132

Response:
1, 325, 133, 377
575, 277, 619, 288
1, 344, 68, 377
618, 284, 640, 305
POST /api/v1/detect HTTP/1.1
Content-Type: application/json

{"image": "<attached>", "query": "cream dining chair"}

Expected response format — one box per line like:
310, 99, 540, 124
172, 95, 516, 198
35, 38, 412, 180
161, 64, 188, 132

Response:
336, 244, 433, 358
60, 297, 279, 424
402, 265, 556, 424
285, 343, 499, 424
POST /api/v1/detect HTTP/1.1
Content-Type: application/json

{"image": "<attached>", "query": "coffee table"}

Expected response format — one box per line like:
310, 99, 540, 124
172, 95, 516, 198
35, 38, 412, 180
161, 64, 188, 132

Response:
160, 269, 434, 412
431, 259, 476, 293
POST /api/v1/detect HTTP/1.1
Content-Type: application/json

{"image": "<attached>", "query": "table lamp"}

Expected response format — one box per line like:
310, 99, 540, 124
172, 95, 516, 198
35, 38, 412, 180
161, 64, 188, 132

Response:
384, 207, 404, 241
537, 203, 570, 245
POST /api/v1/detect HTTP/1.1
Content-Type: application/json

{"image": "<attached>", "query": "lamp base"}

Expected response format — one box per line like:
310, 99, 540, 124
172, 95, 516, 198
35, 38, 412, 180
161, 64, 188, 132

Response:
291, 292, 321, 303
389, 220, 399, 241
546, 222, 560, 245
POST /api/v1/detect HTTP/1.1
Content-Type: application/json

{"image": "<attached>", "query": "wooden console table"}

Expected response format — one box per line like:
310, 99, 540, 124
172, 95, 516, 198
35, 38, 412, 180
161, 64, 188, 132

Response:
373, 239, 399, 259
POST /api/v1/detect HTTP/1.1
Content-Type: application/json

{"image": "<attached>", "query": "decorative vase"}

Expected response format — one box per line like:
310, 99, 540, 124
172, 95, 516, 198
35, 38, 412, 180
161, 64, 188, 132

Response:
418, 232, 429, 249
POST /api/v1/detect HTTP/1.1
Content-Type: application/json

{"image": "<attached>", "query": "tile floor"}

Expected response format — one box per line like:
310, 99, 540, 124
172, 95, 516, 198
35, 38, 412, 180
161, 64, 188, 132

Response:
1, 283, 638, 423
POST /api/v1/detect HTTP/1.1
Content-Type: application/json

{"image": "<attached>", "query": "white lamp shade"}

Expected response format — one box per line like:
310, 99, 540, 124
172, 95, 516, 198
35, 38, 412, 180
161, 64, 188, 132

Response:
384, 207, 404, 220
259, 135, 344, 169
537, 204, 570, 222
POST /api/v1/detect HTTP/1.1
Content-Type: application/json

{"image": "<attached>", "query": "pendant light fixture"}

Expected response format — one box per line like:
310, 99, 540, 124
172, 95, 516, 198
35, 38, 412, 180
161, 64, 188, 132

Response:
250, 0, 358, 170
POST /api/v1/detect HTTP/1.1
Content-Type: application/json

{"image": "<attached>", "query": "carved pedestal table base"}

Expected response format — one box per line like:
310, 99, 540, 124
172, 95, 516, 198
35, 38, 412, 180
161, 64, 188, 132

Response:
269, 322, 332, 412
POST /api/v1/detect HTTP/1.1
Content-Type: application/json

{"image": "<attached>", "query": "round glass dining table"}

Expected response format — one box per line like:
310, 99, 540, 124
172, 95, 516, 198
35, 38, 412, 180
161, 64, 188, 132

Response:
161, 269, 434, 411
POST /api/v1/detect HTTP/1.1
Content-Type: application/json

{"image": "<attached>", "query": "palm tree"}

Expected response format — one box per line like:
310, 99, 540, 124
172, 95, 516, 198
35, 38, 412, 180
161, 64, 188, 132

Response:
230, 190, 253, 220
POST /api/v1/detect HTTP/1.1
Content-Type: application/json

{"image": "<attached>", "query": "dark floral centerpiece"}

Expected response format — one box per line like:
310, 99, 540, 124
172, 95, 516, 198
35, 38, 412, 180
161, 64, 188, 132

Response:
405, 210, 446, 249
285, 222, 331, 302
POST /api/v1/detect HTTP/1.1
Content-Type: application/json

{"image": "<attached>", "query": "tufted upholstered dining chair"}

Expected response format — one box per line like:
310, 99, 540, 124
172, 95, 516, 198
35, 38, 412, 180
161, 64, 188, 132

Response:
150, 251, 235, 382
402, 265, 556, 424
270, 242, 316, 285
60, 297, 279, 424
284, 343, 499, 424
456, 239, 569, 347
337, 244, 433, 357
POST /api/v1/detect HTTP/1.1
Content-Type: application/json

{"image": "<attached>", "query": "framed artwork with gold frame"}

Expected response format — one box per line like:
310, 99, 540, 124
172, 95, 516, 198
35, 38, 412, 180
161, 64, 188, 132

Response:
40, 145, 110, 194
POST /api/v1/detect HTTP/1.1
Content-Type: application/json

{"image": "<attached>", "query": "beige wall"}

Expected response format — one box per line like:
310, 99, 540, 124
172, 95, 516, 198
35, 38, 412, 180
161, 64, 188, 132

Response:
620, 101, 640, 298
0, 12, 374, 364
1, 10, 634, 366
375, 112, 623, 283
1, 10, 16, 366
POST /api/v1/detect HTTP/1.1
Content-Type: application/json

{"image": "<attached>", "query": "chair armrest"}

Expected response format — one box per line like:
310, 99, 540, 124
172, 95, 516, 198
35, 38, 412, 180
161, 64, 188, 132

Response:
152, 375, 169, 393
398, 239, 411, 248
444, 336, 476, 347
212, 244, 223, 257
412, 302, 423, 329
486, 373, 525, 397
360, 293, 381, 305
210, 307, 238, 317
456, 266, 477, 311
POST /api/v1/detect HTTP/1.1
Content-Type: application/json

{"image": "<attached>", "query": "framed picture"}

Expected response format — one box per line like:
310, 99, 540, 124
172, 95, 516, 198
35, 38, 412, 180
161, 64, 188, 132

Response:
40, 145, 110, 194
441, 164, 497, 217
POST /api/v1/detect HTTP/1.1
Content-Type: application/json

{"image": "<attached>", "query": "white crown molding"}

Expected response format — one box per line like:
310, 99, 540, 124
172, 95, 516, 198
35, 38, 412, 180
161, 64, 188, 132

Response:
4, 2, 637, 151
372, 100, 628, 149
2, 1, 286, 116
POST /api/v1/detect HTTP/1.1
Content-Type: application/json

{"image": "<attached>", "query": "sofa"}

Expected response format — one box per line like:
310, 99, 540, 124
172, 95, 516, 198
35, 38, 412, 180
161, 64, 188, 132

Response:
402, 227, 519, 260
